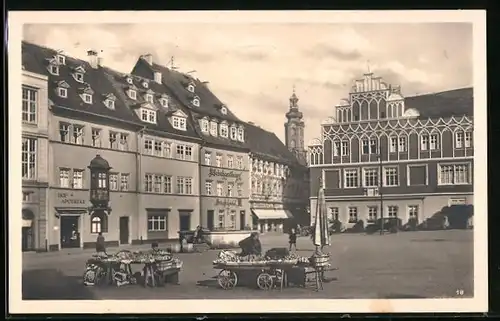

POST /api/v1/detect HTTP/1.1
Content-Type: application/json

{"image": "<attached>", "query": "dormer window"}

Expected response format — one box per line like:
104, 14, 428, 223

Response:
192, 96, 200, 107
172, 116, 187, 131
104, 94, 116, 110
230, 125, 237, 140
221, 106, 228, 115
142, 81, 149, 88
72, 66, 86, 83
220, 122, 229, 138
83, 93, 92, 104
49, 64, 59, 75
140, 108, 156, 124
56, 54, 65, 65
75, 73, 84, 82
56, 80, 70, 98
145, 93, 154, 103
160, 97, 169, 108
126, 77, 133, 85
237, 127, 245, 142
210, 121, 218, 136
128, 88, 137, 100
187, 82, 195, 93
201, 118, 209, 133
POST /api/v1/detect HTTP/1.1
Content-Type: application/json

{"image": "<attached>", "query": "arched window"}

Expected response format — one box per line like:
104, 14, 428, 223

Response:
290, 139, 296, 148
91, 212, 108, 234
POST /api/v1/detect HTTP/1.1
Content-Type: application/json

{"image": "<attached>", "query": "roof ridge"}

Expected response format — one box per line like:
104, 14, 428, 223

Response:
406, 87, 473, 98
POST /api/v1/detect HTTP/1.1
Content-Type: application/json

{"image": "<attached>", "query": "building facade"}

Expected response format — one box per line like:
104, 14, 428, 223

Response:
308, 72, 473, 227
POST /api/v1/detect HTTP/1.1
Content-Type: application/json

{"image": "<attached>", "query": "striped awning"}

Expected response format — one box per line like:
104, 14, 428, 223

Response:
251, 209, 290, 220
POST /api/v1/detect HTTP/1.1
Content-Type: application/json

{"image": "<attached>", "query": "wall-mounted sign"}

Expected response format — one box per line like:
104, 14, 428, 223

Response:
208, 168, 242, 180
57, 192, 86, 205
215, 198, 240, 207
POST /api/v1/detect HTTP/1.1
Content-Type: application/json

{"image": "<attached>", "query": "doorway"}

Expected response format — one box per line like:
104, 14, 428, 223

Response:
207, 210, 214, 231
179, 211, 191, 231
60, 215, 80, 248
119, 217, 129, 245
22, 227, 34, 251
240, 210, 246, 230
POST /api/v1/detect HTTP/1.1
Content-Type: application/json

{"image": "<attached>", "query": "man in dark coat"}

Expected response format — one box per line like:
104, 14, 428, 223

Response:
96, 232, 106, 255
238, 232, 262, 256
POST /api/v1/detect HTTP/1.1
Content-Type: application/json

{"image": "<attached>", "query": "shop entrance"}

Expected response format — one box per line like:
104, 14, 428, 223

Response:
22, 209, 35, 251
240, 210, 246, 230
207, 210, 214, 231
119, 216, 129, 245
60, 215, 80, 248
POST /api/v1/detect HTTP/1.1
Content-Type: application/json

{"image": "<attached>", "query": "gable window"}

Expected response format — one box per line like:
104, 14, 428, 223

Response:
104, 99, 115, 109
128, 89, 137, 100
22, 86, 37, 124
220, 123, 229, 138
192, 96, 200, 107
82, 93, 92, 104
172, 116, 187, 131
49, 64, 59, 75
141, 108, 156, 124
58, 87, 67, 98
237, 127, 244, 142
145, 93, 154, 103
230, 126, 237, 140
210, 121, 218, 136
56, 55, 66, 65
201, 119, 209, 133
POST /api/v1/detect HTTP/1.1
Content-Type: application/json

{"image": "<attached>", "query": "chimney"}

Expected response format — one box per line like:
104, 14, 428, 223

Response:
142, 53, 153, 66
87, 49, 99, 69
153, 71, 162, 84
97, 57, 104, 67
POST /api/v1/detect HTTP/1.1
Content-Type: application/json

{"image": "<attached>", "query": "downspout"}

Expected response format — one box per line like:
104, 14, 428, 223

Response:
136, 126, 146, 244
199, 140, 206, 229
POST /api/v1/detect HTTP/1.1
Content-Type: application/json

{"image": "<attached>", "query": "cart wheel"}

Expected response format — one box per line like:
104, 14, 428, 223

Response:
217, 269, 238, 290
257, 272, 274, 290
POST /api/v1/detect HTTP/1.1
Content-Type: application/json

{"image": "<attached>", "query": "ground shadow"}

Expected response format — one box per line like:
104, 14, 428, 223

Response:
23, 269, 96, 300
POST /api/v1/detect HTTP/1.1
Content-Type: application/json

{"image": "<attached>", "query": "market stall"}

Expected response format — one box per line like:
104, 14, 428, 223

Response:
83, 249, 183, 287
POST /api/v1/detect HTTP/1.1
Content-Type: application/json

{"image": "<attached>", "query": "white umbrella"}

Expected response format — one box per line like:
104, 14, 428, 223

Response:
313, 178, 330, 251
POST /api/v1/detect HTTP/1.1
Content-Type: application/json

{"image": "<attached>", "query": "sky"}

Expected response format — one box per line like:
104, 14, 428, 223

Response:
23, 23, 472, 146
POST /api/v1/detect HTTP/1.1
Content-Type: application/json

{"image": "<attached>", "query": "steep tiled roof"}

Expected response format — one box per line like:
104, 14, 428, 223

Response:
404, 87, 473, 119
245, 122, 299, 165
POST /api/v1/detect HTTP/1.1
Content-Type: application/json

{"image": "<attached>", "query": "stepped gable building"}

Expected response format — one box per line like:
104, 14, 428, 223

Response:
246, 121, 309, 233
132, 55, 252, 232
21, 41, 202, 251
308, 72, 473, 227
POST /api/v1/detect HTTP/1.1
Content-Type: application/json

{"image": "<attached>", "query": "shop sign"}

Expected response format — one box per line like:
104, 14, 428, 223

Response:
57, 192, 86, 205
215, 198, 240, 206
208, 168, 242, 180
252, 202, 275, 209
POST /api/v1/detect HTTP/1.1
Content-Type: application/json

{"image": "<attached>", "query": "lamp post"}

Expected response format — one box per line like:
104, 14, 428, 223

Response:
378, 153, 384, 235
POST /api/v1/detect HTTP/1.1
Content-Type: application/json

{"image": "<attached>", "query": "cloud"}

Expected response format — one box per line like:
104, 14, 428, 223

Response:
305, 44, 362, 61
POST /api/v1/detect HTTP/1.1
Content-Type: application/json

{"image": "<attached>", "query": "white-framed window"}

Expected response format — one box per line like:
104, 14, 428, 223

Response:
341, 141, 349, 156
22, 192, 31, 202
227, 183, 234, 197
145, 94, 154, 103
56, 55, 66, 65
72, 170, 84, 189
162, 142, 172, 158
408, 205, 419, 219
187, 84, 195, 93
455, 132, 464, 148
22, 137, 37, 180
49, 64, 59, 75
142, 81, 149, 88
237, 127, 244, 142
348, 207, 358, 223
175, 144, 192, 161
227, 155, 234, 168
363, 168, 379, 187
216, 181, 224, 196
361, 139, 369, 154
230, 126, 237, 140
205, 181, 212, 195
216, 154, 223, 167
126, 77, 133, 85
221, 107, 228, 115
344, 169, 359, 188
71, 125, 84, 145
328, 207, 339, 221
185, 177, 193, 194
384, 166, 399, 187
128, 89, 137, 100
430, 134, 439, 150
387, 205, 398, 218
144, 139, 153, 155
109, 173, 119, 191
192, 97, 200, 107
144, 174, 153, 192
201, 119, 209, 133
369, 139, 377, 154
210, 121, 218, 136
91, 215, 103, 234
148, 215, 167, 231
74, 73, 84, 83
368, 206, 378, 221
176, 177, 193, 194
120, 174, 129, 191
59, 168, 70, 187
119, 133, 128, 151
236, 156, 243, 169
91, 128, 101, 147
465, 132, 473, 148
229, 210, 236, 229
98, 172, 107, 188
82, 93, 92, 104
218, 210, 225, 229
333, 141, 341, 157
176, 177, 185, 194
220, 123, 229, 138
154, 141, 162, 156
141, 109, 156, 124
153, 175, 162, 193
22, 86, 37, 124
162, 175, 172, 193
438, 163, 470, 185
105, 99, 115, 109
204, 151, 212, 165
237, 183, 243, 197
172, 116, 187, 130
398, 136, 407, 152
161, 97, 169, 107
58, 87, 67, 98
420, 135, 429, 151
109, 132, 118, 149
389, 136, 398, 153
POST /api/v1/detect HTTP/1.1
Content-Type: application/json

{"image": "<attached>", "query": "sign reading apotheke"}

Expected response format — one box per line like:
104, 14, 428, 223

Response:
208, 168, 242, 179
215, 198, 240, 206
56, 192, 86, 205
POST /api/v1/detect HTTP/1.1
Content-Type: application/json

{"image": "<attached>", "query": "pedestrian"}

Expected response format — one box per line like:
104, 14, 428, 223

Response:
96, 232, 107, 256
289, 228, 297, 252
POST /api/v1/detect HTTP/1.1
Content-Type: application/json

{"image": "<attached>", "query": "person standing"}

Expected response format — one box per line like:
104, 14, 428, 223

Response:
289, 228, 297, 252
96, 232, 107, 255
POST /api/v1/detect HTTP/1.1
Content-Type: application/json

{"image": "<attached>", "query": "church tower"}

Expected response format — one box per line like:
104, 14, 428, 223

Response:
285, 87, 306, 163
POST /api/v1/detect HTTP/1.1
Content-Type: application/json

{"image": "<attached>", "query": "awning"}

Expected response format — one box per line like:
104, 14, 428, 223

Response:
251, 209, 290, 220
22, 219, 33, 228
283, 210, 294, 219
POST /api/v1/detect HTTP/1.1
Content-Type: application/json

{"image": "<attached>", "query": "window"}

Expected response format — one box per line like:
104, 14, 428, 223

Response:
341, 141, 349, 156
22, 192, 32, 202
333, 141, 341, 156
201, 119, 209, 133
230, 126, 237, 140
205, 181, 213, 195
154, 175, 162, 193
128, 89, 137, 100
91, 214, 108, 234
57, 55, 65, 65
227, 155, 234, 168
369, 139, 377, 154
176, 177, 192, 194
421, 134, 438, 150
220, 123, 229, 138
389, 137, 398, 153
237, 127, 244, 142
163, 175, 172, 194
105, 99, 115, 109
109, 173, 119, 191
420, 135, 428, 151
59, 168, 70, 187
120, 174, 129, 191
216, 154, 223, 167
71, 125, 84, 145
387, 206, 398, 218
237, 183, 243, 197
50, 64, 59, 75
204, 152, 212, 165
144, 174, 153, 192
58, 87, 67, 98
143, 81, 149, 88
229, 210, 236, 229
162, 142, 172, 158
227, 183, 234, 197
368, 206, 378, 222
348, 207, 358, 223
22, 87, 37, 123
161, 98, 169, 107
363, 168, 379, 187
74, 73, 84, 82
187, 84, 195, 93
456, 132, 465, 148
185, 177, 193, 195
72, 170, 84, 189
328, 207, 339, 221
22, 138, 36, 179
119, 133, 128, 151
154, 141, 162, 156
344, 169, 358, 188
172, 116, 187, 130
361, 139, 369, 154
236, 156, 243, 169
82, 93, 92, 104
98, 173, 107, 188
384, 167, 399, 187
430, 134, 439, 150
221, 107, 228, 115
145, 94, 154, 103
465, 132, 473, 148
192, 97, 200, 107
144, 139, 153, 154
176, 144, 192, 161
91, 128, 101, 147
408, 205, 419, 219
126, 77, 133, 84
218, 210, 225, 229
148, 215, 167, 231
408, 165, 427, 186
109, 132, 118, 149
439, 163, 470, 185
210, 121, 218, 136
216, 181, 224, 196
141, 109, 156, 124
398, 136, 407, 152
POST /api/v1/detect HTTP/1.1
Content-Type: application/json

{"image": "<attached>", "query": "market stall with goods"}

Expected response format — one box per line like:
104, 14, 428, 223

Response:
83, 249, 183, 287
